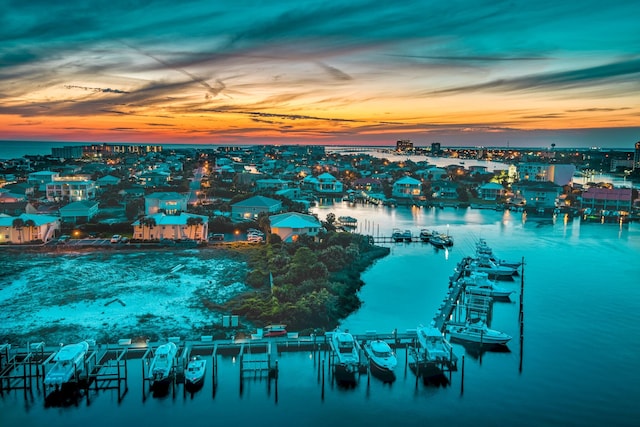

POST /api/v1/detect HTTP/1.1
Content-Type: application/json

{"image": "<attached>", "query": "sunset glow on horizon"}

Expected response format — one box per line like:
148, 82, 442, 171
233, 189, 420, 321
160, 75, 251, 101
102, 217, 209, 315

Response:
2, 1, 639, 148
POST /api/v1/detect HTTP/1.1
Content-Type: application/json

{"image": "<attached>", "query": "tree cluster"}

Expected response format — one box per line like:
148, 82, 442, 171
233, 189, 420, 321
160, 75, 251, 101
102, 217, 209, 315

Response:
226, 231, 389, 333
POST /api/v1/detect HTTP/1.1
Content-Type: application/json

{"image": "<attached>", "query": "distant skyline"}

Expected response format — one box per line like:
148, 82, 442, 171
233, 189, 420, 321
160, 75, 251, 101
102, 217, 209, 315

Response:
1, 1, 639, 148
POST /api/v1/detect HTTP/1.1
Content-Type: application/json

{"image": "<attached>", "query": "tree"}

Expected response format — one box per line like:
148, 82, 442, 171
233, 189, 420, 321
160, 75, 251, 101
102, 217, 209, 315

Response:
257, 212, 272, 243
12, 218, 25, 243
24, 219, 36, 242
186, 216, 203, 240
139, 216, 157, 240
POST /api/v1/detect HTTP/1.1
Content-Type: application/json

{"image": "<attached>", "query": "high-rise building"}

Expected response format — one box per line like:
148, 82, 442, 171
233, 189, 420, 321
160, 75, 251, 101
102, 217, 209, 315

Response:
396, 140, 413, 152
634, 141, 640, 170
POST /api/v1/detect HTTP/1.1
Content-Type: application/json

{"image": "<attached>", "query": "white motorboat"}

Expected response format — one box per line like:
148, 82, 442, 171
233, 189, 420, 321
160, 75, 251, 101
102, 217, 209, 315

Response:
469, 254, 516, 278
330, 330, 360, 375
447, 320, 511, 345
476, 239, 521, 269
416, 326, 454, 363
44, 341, 89, 387
362, 339, 397, 373
392, 228, 404, 242
402, 229, 413, 242
462, 272, 514, 299
148, 342, 178, 383
185, 355, 206, 386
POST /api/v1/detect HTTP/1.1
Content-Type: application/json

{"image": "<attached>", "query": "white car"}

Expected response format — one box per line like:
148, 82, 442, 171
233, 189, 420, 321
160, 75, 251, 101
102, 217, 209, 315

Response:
110, 235, 122, 243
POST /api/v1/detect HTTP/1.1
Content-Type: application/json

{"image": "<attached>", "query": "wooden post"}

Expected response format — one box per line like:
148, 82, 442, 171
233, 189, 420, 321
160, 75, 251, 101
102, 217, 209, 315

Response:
460, 355, 465, 395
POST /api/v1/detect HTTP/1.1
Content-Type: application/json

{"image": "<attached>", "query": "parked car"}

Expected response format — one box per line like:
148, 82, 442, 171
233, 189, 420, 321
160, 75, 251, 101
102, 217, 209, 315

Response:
110, 235, 122, 243
57, 235, 70, 244
209, 233, 225, 241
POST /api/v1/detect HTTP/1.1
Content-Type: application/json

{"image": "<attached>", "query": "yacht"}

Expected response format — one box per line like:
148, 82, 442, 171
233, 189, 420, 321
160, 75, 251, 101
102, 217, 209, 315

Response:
330, 330, 361, 380
468, 254, 516, 278
447, 320, 511, 345
185, 355, 206, 387
416, 326, 454, 364
462, 272, 514, 299
44, 341, 89, 388
476, 239, 521, 269
148, 342, 178, 384
362, 339, 397, 374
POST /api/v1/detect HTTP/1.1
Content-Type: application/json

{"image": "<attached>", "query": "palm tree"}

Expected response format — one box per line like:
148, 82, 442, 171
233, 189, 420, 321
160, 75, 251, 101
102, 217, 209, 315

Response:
12, 218, 25, 243
186, 216, 203, 240
24, 219, 36, 242
138, 216, 157, 241
257, 212, 272, 244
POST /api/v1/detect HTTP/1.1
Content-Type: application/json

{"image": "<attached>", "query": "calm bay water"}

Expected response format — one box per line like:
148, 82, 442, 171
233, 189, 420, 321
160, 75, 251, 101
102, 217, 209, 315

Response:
2, 203, 640, 426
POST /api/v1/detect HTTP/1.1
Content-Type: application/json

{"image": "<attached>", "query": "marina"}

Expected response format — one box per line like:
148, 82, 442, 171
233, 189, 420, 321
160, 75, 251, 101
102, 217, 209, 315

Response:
1, 205, 639, 427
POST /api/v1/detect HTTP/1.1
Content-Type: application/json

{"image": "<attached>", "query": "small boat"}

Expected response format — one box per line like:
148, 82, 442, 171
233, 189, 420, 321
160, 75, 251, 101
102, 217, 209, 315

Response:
44, 341, 89, 387
447, 319, 511, 345
392, 228, 404, 242
337, 216, 358, 228
185, 355, 206, 386
263, 324, 288, 338
468, 254, 516, 278
416, 326, 454, 364
148, 342, 178, 384
330, 330, 360, 376
462, 272, 514, 299
362, 339, 397, 374
476, 239, 521, 269
419, 229, 432, 242
402, 229, 412, 242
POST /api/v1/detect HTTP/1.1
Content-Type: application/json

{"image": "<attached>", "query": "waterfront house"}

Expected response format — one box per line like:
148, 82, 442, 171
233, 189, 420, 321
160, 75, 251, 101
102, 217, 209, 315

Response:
45, 177, 96, 202
392, 176, 422, 199
302, 173, 344, 194
353, 177, 383, 193
145, 192, 188, 215
132, 212, 209, 242
478, 182, 506, 201
59, 200, 99, 224
511, 181, 562, 210
0, 213, 60, 244
431, 180, 459, 199
269, 212, 321, 242
580, 187, 633, 212
231, 195, 282, 222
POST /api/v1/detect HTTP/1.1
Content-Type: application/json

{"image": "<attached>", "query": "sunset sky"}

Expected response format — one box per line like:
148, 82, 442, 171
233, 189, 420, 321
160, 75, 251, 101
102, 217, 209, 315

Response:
1, 0, 639, 148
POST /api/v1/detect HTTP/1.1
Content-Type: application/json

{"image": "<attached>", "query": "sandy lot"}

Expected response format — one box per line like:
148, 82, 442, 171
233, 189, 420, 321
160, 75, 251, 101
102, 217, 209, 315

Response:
0, 249, 250, 345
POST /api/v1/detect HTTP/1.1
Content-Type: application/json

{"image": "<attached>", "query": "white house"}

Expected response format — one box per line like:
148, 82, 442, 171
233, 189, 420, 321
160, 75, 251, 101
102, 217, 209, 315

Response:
392, 176, 422, 199
132, 212, 209, 242
269, 212, 321, 242
517, 163, 576, 186
231, 196, 282, 221
46, 177, 96, 202
0, 213, 60, 244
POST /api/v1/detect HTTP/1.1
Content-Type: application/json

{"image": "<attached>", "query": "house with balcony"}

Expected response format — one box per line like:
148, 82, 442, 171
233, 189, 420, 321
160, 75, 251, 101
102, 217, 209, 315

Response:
145, 192, 188, 215
45, 177, 96, 202
0, 213, 60, 244
478, 182, 506, 201
27, 171, 59, 191
391, 176, 422, 200
138, 170, 170, 187
302, 173, 343, 194
353, 177, 383, 193
59, 201, 99, 224
231, 196, 282, 222
269, 212, 321, 243
512, 181, 562, 210
132, 212, 209, 242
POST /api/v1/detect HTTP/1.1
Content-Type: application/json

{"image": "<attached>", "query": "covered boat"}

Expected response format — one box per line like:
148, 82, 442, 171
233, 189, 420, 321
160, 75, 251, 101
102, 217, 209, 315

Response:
330, 330, 360, 379
462, 272, 514, 299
